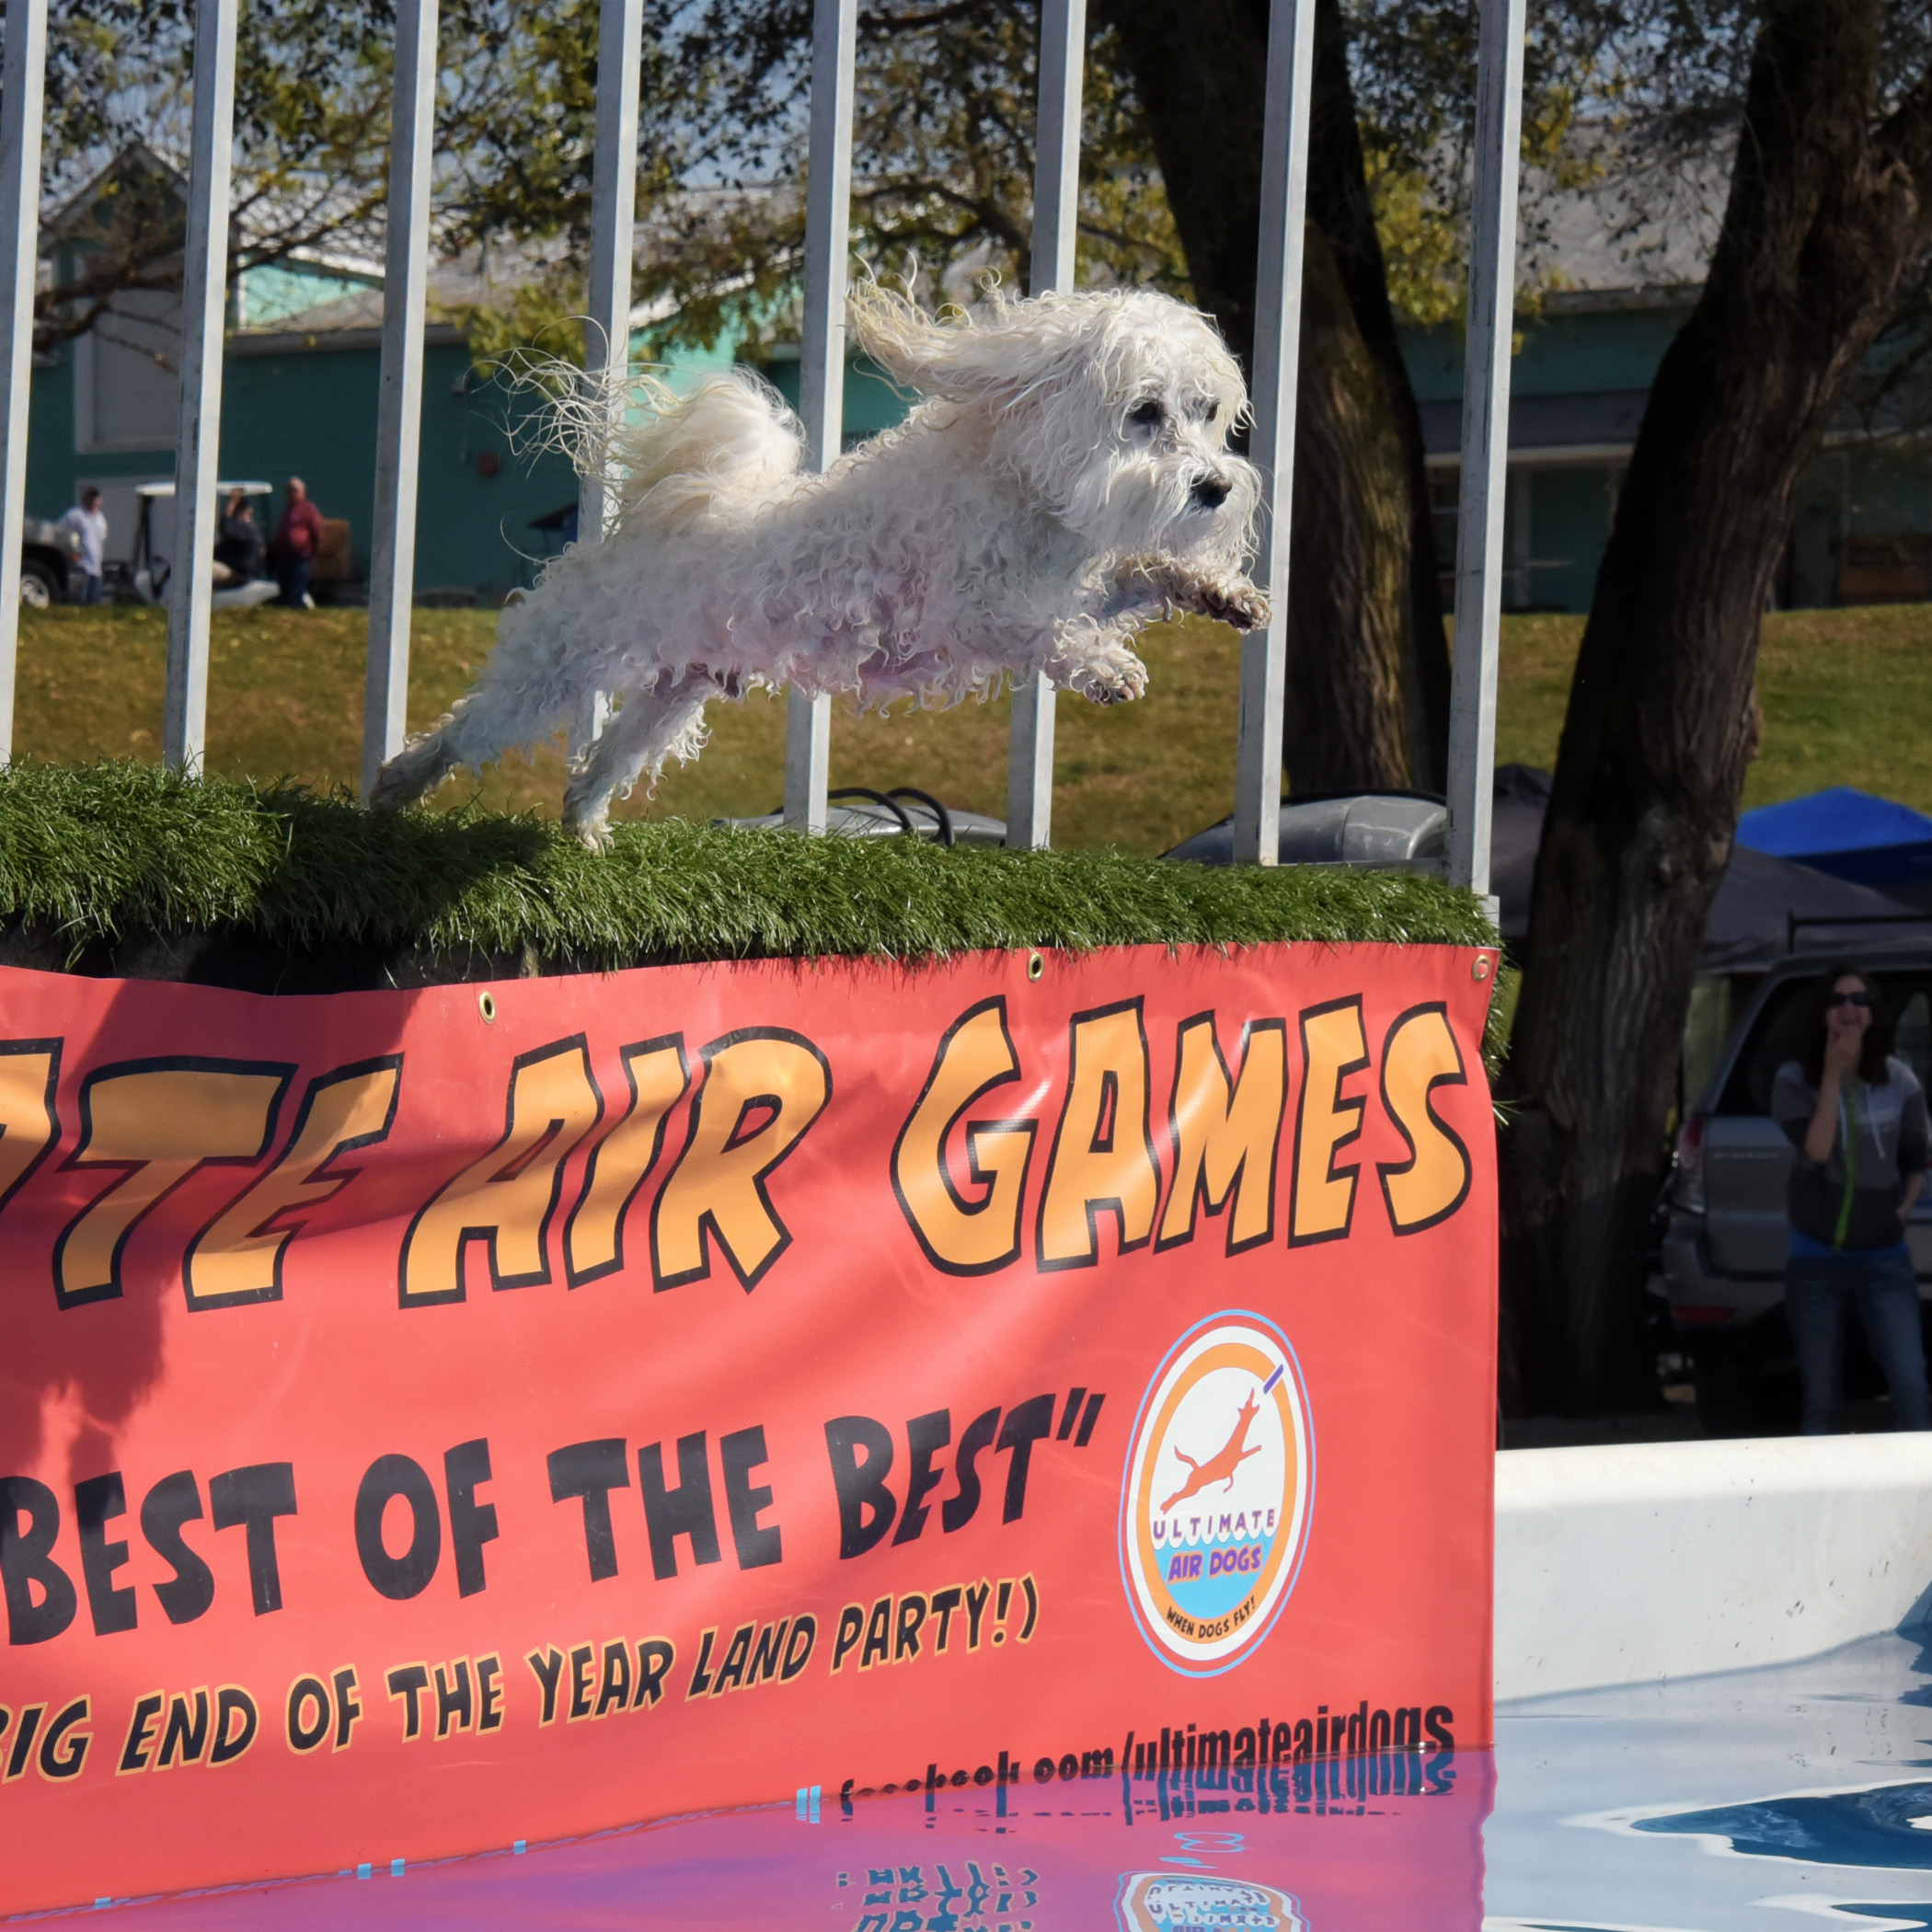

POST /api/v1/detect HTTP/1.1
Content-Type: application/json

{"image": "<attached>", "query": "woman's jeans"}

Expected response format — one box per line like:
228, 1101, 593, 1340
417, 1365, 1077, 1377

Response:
1785, 1246, 1932, 1433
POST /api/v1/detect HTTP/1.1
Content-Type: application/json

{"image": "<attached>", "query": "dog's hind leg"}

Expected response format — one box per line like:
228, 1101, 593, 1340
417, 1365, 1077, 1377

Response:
560, 682, 713, 850
369, 669, 582, 811
367, 713, 466, 810
370, 585, 606, 811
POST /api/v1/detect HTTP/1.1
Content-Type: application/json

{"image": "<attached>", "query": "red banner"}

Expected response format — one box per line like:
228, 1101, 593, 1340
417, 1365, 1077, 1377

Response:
0, 942, 1497, 1915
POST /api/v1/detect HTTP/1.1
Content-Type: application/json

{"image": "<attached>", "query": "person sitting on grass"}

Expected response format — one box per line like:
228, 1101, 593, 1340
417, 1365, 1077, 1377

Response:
271, 477, 324, 609
1772, 961, 1931, 1433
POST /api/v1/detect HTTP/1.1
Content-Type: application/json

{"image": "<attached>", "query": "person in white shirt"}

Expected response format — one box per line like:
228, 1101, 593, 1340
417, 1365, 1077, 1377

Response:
57, 488, 108, 604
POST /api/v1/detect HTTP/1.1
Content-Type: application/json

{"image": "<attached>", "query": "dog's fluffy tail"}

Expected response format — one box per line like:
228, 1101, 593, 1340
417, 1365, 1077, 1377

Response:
532, 362, 803, 540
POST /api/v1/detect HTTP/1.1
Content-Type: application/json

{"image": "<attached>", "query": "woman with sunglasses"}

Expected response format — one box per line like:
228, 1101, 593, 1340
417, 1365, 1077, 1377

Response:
1771, 962, 1931, 1432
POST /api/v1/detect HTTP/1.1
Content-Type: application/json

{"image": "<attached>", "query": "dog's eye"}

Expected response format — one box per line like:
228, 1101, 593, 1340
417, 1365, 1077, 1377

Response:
1129, 398, 1165, 429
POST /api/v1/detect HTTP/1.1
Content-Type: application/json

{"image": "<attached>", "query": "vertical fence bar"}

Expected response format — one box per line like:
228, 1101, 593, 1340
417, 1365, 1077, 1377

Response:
360, 0, 440, 799
163, 0, 238, 772
783, 0, 855, 834
1445, 0, 1527, 904
581, 0, 644, 541
0, 0, 47, 761
1231, 0, 1317, 867
1003, 0, 1086, 852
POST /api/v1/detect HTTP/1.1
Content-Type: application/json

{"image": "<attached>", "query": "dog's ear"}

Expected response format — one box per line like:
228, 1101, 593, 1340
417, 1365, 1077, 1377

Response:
849, 282, 1088, 409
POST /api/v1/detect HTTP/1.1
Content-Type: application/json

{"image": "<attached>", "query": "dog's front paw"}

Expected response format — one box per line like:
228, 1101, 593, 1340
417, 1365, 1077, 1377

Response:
1068, 650, 1148, 707
1198, 578, 1270, 633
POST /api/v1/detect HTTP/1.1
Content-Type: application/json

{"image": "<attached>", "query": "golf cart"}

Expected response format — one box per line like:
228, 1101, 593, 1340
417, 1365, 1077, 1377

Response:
127, 480, 281, 609
17, 517, 86, 605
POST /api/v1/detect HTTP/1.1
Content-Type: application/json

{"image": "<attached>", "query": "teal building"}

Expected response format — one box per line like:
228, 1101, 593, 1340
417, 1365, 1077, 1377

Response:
25, 152, 1930, 611
1409, 290, 1932, 613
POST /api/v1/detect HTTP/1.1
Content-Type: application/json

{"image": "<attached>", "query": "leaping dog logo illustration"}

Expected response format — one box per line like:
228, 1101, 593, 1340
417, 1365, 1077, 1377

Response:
1121, 1317, 1312, 1672
1159, 1388, 1263, 1512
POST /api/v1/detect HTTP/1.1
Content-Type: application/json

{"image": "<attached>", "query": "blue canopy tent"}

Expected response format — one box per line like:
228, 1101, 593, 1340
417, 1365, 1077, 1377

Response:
1737, 788, 1932, 909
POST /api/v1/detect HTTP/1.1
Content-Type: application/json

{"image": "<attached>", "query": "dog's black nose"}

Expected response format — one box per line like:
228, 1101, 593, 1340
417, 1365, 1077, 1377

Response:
1190, 475, 1231, 510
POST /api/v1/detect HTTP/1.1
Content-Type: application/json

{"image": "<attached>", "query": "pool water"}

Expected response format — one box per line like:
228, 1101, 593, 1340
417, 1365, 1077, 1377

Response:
39, 1635, 1932, 1927
1489, 1630, 1932, 1930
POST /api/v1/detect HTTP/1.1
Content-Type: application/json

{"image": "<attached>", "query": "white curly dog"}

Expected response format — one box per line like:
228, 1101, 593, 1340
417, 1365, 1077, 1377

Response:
370, 284, 1269, 847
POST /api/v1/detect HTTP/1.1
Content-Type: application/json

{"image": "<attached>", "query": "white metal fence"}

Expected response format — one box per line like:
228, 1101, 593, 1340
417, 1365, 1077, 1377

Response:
0, 0, 1520, 900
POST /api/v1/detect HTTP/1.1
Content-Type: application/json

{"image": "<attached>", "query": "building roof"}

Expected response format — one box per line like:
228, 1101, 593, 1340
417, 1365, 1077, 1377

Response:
43, 144, 185, 245
1420, 389, 1651, 464
1519, 134, 1727, 308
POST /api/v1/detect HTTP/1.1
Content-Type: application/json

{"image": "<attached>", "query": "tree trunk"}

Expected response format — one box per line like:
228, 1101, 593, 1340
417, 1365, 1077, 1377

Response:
1501, 0, 1932, 1412
1286, 230, 1437, 788
1100, 0, 1449, 792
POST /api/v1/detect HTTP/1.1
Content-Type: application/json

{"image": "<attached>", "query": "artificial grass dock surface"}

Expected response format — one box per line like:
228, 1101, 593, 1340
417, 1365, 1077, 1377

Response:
0, 763, 1491, 990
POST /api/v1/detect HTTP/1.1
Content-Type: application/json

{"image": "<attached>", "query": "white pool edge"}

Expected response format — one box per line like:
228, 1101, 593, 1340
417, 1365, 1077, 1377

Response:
1494, 1434, 1932, 1702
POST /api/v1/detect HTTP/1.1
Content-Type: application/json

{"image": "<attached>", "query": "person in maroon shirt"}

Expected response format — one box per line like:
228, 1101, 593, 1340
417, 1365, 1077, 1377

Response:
271, 476, 326, 608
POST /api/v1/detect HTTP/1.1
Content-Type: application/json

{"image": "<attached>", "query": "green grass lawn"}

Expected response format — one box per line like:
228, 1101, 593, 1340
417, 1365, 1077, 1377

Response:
12, 604, 1249, 855
1495, 605, 1932, 814
15, 599, 1929, 852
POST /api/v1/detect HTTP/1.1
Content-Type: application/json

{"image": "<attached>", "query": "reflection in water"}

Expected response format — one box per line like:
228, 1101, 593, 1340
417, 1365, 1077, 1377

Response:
1116, 1869, 1307, 1931
77, 1755, 1488, 1929
85, 1635, 1932, 1930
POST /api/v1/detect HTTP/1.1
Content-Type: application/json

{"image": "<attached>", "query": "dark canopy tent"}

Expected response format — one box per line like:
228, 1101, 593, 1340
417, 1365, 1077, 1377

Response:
1492, 767, 1932, 972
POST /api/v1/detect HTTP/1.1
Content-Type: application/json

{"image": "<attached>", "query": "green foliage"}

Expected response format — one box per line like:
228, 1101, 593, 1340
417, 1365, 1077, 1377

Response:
454, 0, 1622, 363
618, 4, 1189, 360
454, 285, 589, 374
30, 0, 1686, 363
1356, 37, 1604, 328
0, 761, 1492, 968
42, 0, 397, 340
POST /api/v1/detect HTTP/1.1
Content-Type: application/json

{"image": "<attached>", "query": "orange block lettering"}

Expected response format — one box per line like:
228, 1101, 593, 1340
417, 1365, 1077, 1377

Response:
565, 1038, 689, 1285
891, 999, 1035, 1275
56, 1059, 293, 1308
651, 1030, 830, 1291
1037, 1000, 1159, 1270
185, 1058, 401, 1309
0, 1039, 59, 1225
1289, 998, 1369, 1245
1158, 1016, 1286, 1255
399, 1038, 601, 1305
1377, 1004, 1473, 1233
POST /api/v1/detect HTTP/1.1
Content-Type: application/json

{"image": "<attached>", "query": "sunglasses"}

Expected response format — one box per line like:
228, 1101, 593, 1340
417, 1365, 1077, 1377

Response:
1826, 992, 1874, 1010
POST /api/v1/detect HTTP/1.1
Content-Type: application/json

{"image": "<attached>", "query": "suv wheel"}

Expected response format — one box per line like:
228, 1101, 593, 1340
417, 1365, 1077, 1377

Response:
18, 562, 56, 608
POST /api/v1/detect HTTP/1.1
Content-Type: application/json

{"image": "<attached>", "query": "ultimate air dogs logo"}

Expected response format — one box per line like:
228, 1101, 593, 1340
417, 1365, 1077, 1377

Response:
1120, 1312, 1312, 1675
1116, 1872, 1306, 1931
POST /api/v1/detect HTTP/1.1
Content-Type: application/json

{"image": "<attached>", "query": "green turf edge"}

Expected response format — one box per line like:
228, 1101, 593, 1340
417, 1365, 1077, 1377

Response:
0, 761, 1497, 966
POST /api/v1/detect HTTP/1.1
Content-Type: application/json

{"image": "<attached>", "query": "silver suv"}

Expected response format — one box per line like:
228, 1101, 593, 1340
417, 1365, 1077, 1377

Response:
1663, 941, 1932, 1430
